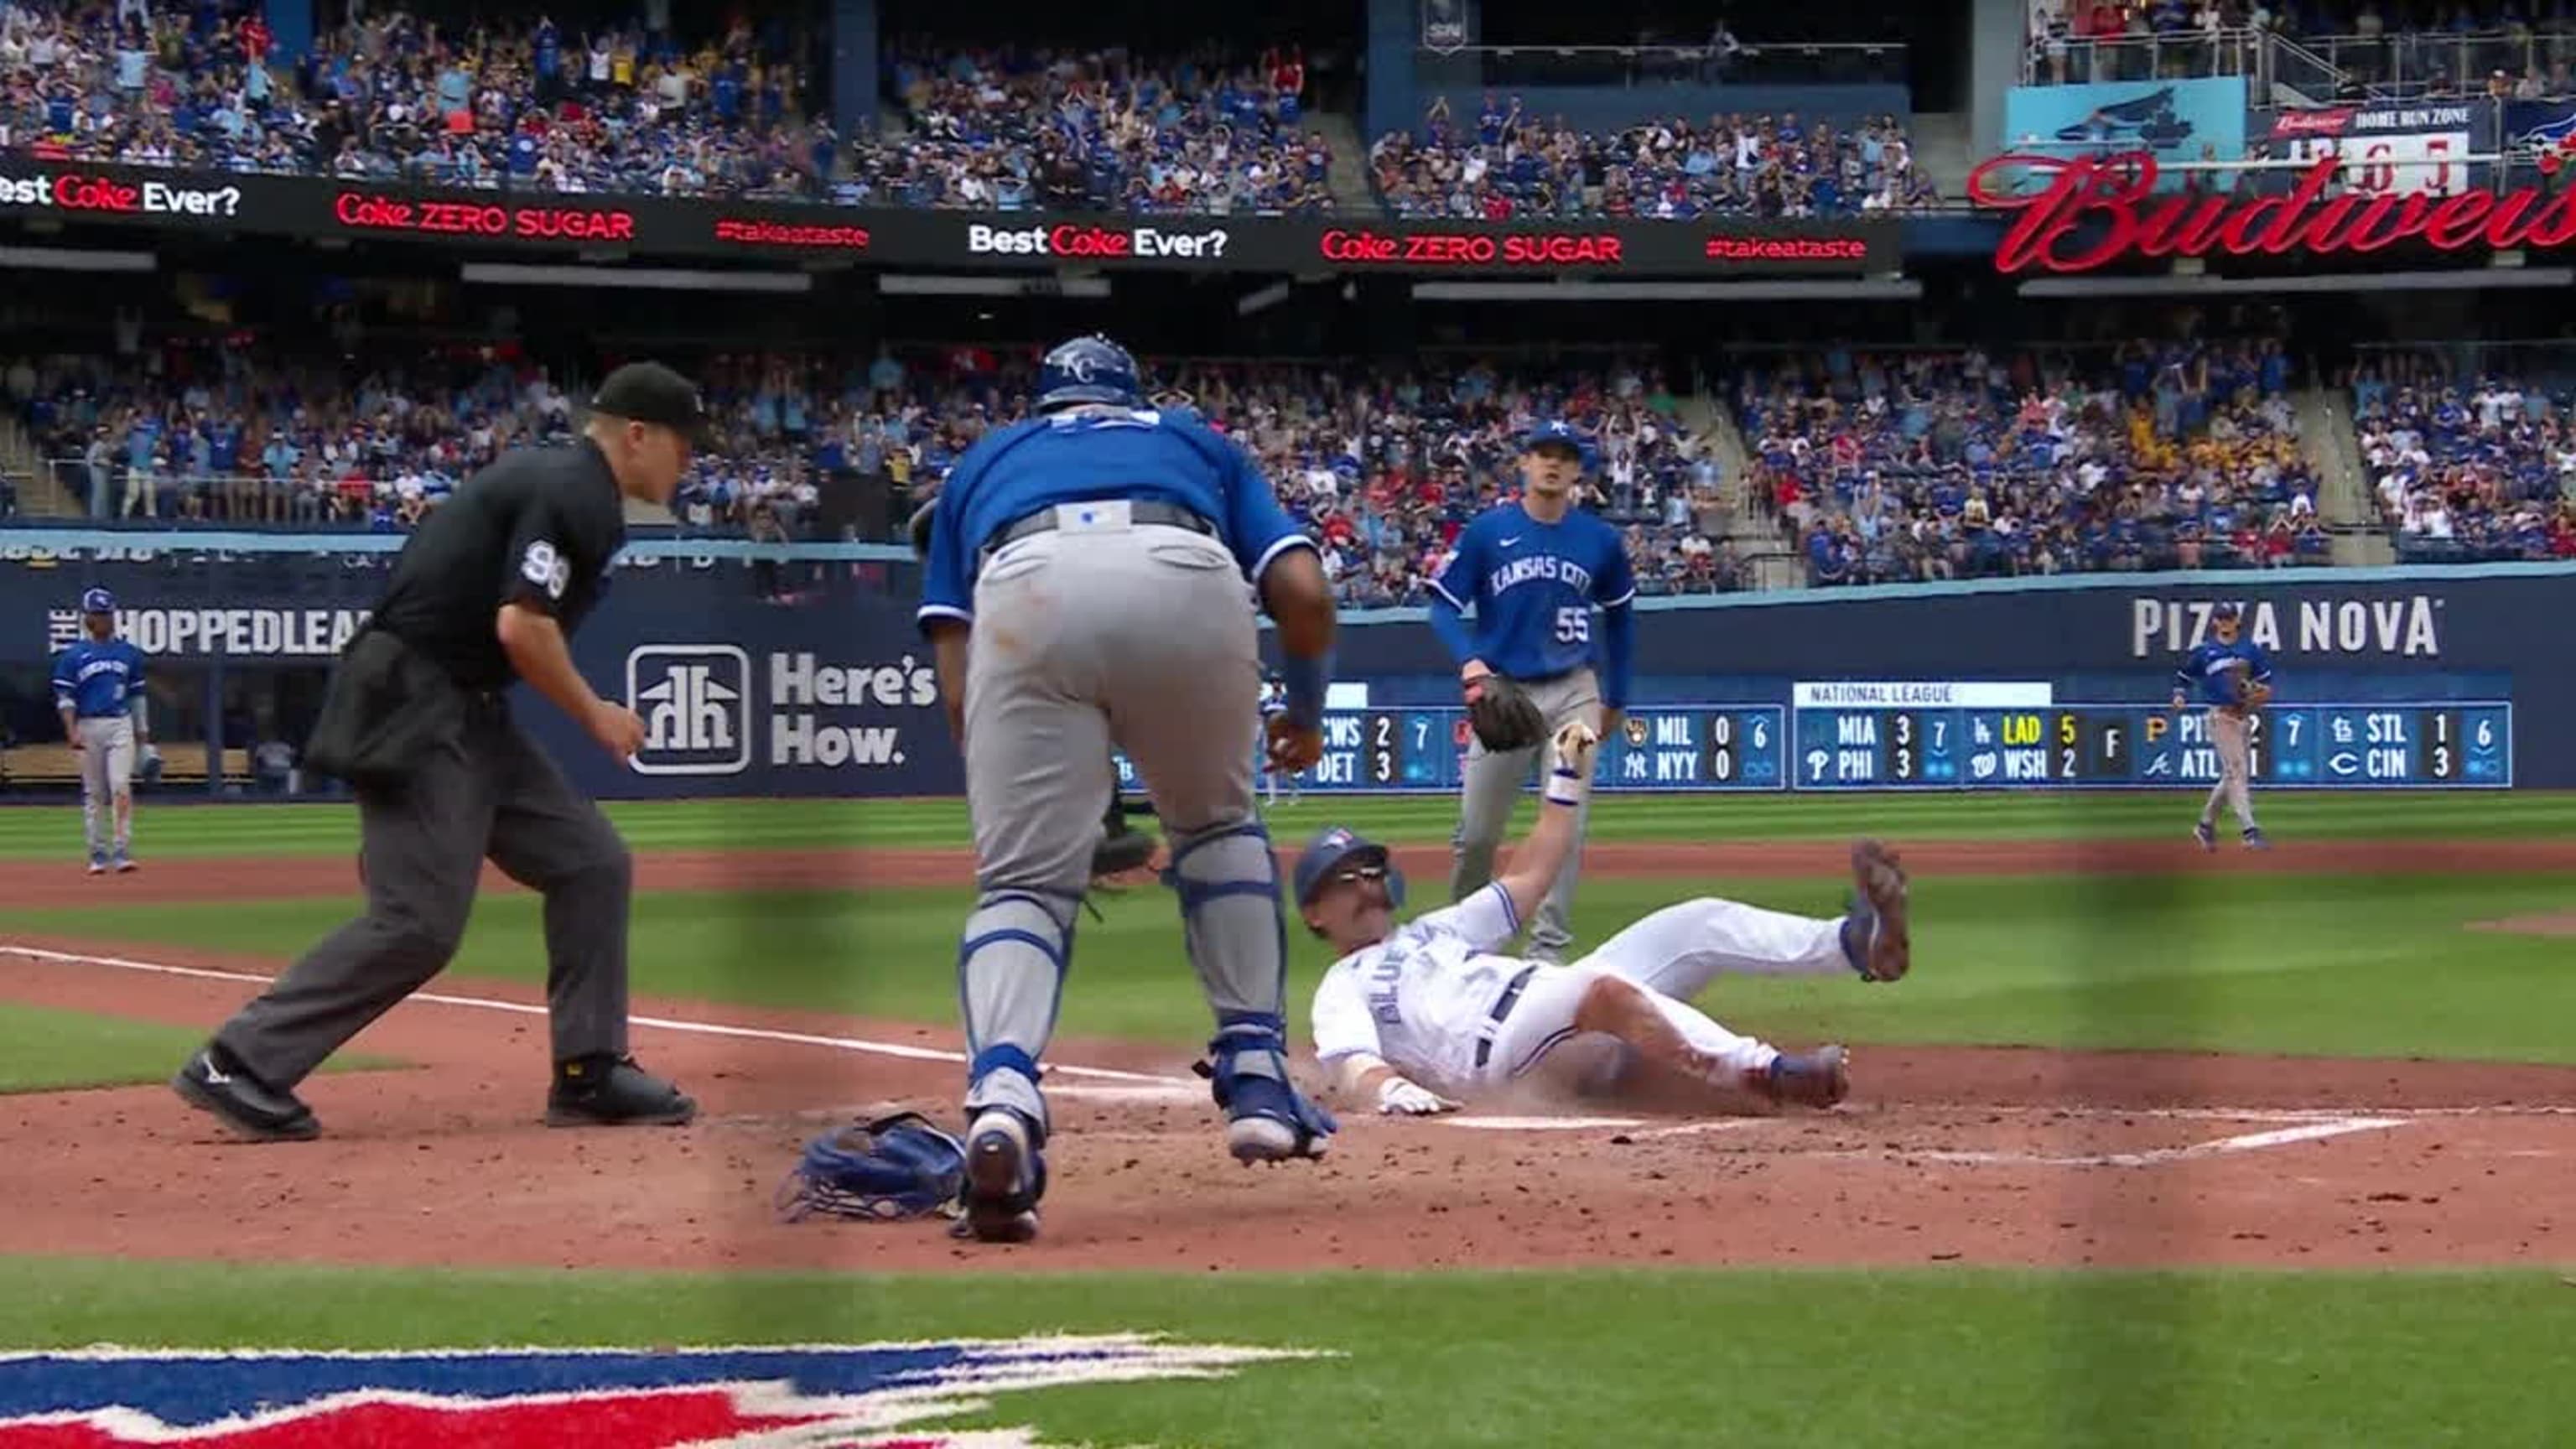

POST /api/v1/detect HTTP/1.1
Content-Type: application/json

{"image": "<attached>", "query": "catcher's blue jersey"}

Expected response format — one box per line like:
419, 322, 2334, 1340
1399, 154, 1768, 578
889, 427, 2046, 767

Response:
2176, 638, 2275, 707
51, 636, 147, 718
915, 407, 1311, 632
1428, 502, 1636, 689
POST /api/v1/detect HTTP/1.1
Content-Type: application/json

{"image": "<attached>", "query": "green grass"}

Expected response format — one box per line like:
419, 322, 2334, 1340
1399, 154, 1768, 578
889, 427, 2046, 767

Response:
12, 870, 2572, 1064
6, 790, 2575, 860
1, 1258, 2570, 1446
0, 1002, 398, 1093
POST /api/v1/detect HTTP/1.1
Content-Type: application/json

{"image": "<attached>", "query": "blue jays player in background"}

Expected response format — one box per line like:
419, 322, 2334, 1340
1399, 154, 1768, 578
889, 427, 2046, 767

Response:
917, 335, 1343, 1244
51, 587, 150, 875
2172, 602, 2273, 851
1258, 668, 1300, 807
1429, 421, 1636, 963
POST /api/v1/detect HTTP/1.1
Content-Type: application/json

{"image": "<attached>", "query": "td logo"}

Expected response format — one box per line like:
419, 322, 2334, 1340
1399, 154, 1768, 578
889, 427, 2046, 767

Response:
626, 645, 753, 776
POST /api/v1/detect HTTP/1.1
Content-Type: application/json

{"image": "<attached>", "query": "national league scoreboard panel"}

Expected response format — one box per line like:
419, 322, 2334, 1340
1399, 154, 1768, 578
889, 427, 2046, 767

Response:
1109, 682, 2511, 794
1787, 683, 2512, 791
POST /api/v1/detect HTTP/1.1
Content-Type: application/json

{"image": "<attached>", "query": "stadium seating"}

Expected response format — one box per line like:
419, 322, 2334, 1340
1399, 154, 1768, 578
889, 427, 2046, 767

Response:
1735, 340, 2333, 586
2349, 351, 2576, 564
1370, 96, 1937, 219
867, 45, 1331, 214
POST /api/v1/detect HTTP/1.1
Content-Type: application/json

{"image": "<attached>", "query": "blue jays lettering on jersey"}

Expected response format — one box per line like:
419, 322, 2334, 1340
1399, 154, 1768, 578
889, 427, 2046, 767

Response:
2176, 636, 2275, 707
50, 636, 146, 718
1426, 502, 1637, 706
916, 407, 1311, 631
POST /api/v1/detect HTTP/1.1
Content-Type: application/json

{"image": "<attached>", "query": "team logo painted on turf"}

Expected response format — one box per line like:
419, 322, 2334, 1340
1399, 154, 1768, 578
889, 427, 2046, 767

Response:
0, 1334, 1324, 1447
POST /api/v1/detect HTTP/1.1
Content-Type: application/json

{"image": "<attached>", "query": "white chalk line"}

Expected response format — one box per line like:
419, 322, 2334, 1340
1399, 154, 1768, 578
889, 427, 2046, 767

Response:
0, 943, 1182, 1086
5, 943, 2568, 1160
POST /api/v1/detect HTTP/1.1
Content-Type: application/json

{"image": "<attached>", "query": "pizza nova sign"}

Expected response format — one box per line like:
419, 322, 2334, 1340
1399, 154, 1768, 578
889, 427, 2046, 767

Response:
1964, 148, 2576, 273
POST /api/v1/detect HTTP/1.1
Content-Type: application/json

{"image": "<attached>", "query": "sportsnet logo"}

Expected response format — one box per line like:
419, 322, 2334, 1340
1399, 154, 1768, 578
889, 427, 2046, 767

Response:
0, 1335, 1327, 1447
628, 644, 753, 776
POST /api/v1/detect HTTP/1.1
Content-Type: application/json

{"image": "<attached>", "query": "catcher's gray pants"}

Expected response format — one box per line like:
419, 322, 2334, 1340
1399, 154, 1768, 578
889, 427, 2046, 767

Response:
213, 703, 632, 1091
75, 714, 137, 856
954, 512, 1290, 1138
1452, 667, 1602, 963
2201, 708, 2257, 831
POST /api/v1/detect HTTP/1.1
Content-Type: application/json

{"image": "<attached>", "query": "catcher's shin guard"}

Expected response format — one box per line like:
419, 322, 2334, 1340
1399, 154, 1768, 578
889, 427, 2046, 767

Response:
958, 889, 1075, 1137
1197, 1015, 1337, 1163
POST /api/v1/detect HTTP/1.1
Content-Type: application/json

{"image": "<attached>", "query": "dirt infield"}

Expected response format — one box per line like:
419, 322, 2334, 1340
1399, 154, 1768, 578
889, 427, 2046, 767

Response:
2470, 911, 2576, 937
2, 837, 2572, 1275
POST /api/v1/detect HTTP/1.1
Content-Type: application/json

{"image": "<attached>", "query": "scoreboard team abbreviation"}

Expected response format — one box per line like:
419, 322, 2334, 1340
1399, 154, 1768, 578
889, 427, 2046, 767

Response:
1108, 681, 2513, 795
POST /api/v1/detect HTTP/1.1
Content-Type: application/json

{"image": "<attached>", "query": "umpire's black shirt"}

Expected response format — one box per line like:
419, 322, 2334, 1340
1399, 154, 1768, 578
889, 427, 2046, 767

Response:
368, 439, 627, 691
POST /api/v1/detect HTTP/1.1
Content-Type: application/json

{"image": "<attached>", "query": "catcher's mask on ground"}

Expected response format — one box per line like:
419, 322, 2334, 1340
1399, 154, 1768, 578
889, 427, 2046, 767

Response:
1293, 826, 1405, 950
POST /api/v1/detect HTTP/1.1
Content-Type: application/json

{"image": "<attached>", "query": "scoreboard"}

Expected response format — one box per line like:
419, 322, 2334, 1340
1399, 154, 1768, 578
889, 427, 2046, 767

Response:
1114, 705, 1789, 794
1786, 693, 2513, 792
1111, 685, 2512, 795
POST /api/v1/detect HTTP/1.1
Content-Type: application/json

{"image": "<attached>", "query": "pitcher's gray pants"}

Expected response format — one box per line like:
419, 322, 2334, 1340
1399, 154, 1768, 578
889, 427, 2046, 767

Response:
1452, 667, 1603, 963
75, 714, 137, 856
953, 514, 1291, 1138
213, 704, 633, 1091
2201, 708, 2258, 832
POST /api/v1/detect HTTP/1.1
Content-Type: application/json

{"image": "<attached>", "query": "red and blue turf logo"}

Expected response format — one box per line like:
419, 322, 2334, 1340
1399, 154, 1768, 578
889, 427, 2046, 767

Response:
0, 1334, 1322, 1446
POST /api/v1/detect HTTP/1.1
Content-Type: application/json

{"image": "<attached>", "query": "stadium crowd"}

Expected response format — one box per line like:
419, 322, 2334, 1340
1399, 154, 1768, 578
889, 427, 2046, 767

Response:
2, 1, 838, 196
868, 44, 1332, 215
2348, 351, 2576, 561
1370, 96, 1938, 219
1735, 339, 2336, 585
2027, 0, 2576, 97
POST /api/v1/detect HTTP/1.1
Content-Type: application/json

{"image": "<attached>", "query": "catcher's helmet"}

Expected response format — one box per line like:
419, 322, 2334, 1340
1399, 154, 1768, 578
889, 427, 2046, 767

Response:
1292, 825, 1407, 910
1036, 335, 1143, 413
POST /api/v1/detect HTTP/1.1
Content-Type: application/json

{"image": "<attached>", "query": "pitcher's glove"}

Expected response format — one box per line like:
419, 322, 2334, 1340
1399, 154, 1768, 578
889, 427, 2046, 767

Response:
1466, 673, 1549, 753
2241, 679, 2272, 711
772, 1112, 966, 1223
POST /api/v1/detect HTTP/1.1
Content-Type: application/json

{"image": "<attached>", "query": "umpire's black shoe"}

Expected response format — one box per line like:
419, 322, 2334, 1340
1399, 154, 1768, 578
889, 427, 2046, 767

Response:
173, 1045, 320, 1143
544, 1055, 698, 1128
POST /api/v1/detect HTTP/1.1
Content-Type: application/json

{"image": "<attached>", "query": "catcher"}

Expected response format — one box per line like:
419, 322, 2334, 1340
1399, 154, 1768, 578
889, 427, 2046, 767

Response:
2173, 602, 2274, 852
908, 494, 1159, 880
1426, 421, 1636, 964
1298, 721, 1910, 1119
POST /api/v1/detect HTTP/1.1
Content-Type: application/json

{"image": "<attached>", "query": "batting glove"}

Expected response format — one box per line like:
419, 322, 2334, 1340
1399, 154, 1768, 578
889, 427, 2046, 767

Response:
1377, 1077, 1460, 1116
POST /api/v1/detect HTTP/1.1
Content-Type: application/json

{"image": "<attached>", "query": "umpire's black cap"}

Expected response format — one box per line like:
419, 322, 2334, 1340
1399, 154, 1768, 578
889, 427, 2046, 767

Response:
589, 361, 714, 447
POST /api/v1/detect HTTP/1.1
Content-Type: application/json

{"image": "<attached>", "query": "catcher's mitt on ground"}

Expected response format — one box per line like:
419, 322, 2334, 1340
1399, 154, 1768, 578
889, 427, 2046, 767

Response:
1466, 673, 1549, 753
773, 1112, 965, 1223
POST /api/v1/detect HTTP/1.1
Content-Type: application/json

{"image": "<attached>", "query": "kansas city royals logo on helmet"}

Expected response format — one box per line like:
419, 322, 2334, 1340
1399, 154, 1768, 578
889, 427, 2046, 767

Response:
0, 1336, 1327, 1447
80, 587, 116, 615
1036, 335, 1143, 413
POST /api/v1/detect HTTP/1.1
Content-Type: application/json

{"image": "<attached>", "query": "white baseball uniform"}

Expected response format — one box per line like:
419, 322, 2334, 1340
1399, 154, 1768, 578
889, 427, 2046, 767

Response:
1309, 882, 1858, 1100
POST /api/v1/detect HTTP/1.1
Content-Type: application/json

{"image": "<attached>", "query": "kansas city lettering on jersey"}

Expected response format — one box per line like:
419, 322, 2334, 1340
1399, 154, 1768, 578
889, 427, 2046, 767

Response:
1487, 553, 1597, 597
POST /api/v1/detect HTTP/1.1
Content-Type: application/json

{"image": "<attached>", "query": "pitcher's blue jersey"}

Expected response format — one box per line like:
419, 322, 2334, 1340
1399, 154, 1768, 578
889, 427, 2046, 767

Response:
916, 406, 1312, 632
52, 636, 147, 718
1428, 502, 1636, 683
2176, 637, 2274, 707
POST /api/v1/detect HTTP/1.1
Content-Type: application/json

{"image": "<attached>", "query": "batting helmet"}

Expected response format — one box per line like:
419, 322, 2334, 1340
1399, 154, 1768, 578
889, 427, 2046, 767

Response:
1035, 335, 1143, 413
1292, 825, 1407, 910
80, 587, 115, 615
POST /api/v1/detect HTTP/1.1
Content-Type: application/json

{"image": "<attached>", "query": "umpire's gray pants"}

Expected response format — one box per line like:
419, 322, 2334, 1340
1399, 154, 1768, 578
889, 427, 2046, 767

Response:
215, 703, 633, 1090
1452, 667, 1602, 962
954, 513, 1283, 1133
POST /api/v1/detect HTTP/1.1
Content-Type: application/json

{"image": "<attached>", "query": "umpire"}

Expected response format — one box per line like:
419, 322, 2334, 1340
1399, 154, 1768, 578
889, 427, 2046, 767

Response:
173, 362, 707, 1142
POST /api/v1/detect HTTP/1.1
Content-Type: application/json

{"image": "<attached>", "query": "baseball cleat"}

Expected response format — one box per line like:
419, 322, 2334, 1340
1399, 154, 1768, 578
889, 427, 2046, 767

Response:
958, 1109, 1044, 1244
544, 1055, 697, 1128
1754, 1045, 1851, 1109
173, 1047, 319, 1142
1841, 839, 1911, 982
2194, 821, 2216, 853
112, 849, 136, 874
86, 852, 106, 876
2242, 828, 2270, 851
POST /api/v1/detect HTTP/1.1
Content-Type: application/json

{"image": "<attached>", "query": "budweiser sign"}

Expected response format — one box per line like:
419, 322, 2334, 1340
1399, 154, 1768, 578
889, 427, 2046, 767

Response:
1966, 150, 2576, 273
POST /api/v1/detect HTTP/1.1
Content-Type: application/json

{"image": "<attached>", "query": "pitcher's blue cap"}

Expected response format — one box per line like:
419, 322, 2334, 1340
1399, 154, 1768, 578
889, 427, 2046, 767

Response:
2213, 602, 2244, 622
1522, 419, 1597, 469
80, 587, 115, 615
